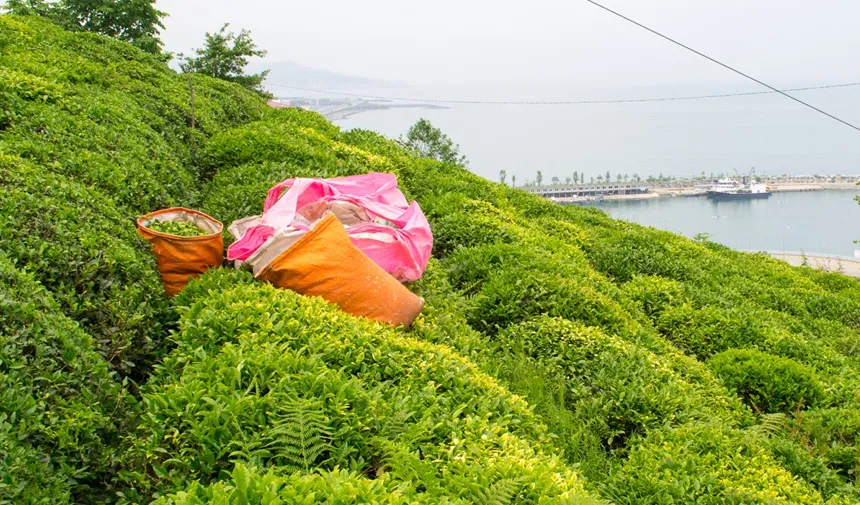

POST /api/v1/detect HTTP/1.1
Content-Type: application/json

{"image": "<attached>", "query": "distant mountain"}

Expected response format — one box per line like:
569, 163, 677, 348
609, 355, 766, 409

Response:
247, 60, 407, 91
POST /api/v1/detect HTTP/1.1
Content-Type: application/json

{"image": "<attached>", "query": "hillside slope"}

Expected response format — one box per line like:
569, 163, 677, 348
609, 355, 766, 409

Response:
2, 14, 860, 505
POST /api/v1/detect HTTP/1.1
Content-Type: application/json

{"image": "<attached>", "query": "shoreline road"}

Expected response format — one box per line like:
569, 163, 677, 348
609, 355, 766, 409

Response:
752, 251, 860, 279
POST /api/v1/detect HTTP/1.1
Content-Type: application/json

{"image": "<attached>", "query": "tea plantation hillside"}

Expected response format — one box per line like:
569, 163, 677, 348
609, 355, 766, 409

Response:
2, 14, 860, 505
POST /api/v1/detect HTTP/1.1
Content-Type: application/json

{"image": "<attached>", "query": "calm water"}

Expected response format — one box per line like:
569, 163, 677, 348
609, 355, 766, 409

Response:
331, 83, 860, 255
333, 83, 860, 183
590, 190, 860, 257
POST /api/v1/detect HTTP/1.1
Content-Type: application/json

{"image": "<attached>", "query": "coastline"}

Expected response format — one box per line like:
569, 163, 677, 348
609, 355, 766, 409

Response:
745, 251, 860, 279
554, 182, 860, 203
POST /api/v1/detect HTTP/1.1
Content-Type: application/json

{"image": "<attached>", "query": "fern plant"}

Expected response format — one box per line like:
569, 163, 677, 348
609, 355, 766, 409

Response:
472, 476, 526, 505
446, 466, 526, 505
250, 397, 333, 473
370, 437, 443, 494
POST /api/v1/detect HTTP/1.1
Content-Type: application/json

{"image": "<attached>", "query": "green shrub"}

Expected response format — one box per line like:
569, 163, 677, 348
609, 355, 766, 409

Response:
799, 268, 860, 294
340, 128, 412, 161
582, 228, 706, 283
794, 408, 860, 486
607, 422, 829, 505
532, 216, 593, 249
0, 155, 170, 374
656, 304, 768, 359
498, 317, 744, 452
120, 278, 601, 504
763, 435, 859, 501
1, 95, 197, 213
805, 292, 860, 330
0, 14, 268, 214
396, 157, 510, 212
151, 464, 441, 505
407, 259, 489, 359
0, 255, 136, 504
7, 14, 860, 502
172, 267, 255, 309
431, 210, 525, 258
469, 266, 639, 338
201, 118, 391, 178
806, 318, 860, 360
709, 349, 824, 414
444, 243, 541, 292
622, 275, 687, 319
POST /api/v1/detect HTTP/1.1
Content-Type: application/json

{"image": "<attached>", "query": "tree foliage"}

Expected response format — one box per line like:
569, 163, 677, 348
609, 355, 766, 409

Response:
399, 118, 468, 166
181, 23, 270, 95
4, 0, 166, 54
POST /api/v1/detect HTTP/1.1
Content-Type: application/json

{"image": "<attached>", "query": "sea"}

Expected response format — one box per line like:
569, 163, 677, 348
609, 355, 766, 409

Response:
328, 82, 860, 256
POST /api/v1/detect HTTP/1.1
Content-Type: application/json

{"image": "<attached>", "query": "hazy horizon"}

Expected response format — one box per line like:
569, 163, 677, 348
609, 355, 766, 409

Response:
156, 0, 860, 89
153, 1, 860, 181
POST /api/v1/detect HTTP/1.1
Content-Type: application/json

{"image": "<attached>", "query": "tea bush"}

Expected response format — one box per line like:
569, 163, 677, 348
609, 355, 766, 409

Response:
764, 435, 860, 501
119, 276, 603, 504
656, 304, 769, 359
581, 227, 708, 283
0, 255, 136, 504
498, 317, 745, 452
783, 408, 860, 487
469, 266, 639, 338
151, 464, 442, 505
0, 14, 268, 214
622, 275, 687, 319
201, 117, 392, 180
709, 349, 825, 414
0, 155, 169, 374
6, 13, 860, 502
607, 422, 830, 505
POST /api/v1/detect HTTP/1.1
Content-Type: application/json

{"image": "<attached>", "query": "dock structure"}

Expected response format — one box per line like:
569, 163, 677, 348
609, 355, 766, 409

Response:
523, 183, 650, 199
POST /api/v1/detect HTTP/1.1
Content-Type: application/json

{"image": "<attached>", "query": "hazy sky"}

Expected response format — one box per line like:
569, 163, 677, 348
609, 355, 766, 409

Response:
156, 1, 860, 88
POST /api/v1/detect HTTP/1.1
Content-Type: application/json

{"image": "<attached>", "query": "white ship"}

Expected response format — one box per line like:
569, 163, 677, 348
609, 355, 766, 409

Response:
707, 168, 771, 199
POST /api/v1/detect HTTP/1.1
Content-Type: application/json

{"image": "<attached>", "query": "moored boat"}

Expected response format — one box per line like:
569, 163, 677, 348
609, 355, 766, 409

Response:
707, 168, 771, 199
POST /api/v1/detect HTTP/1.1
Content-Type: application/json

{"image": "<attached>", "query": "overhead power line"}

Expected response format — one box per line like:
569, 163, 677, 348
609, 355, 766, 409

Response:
583, 0, 860, 132
266, 81, 860, 106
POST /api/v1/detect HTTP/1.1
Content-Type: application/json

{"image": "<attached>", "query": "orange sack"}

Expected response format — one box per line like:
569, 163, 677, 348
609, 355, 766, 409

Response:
257, 214, 424, 327
137, 208, 224, 296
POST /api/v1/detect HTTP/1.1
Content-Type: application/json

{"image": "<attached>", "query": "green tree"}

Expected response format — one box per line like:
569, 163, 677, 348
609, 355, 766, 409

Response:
400, 118, 468, 166
499, 170, 507, 185
5, 0, 54, 17
551, 176, 560, 185
589, 176, 594, 184
5, 0, 167, 54
565, 176, 572, 184
181, 23, 270, 95
616, 173, 622, 182
606, 171, 611, 183
597, 175, 603, 183
573, 171, 579, 185
536, 170, 543, 186
581, 174, 585, 185
511, 175, 516, 187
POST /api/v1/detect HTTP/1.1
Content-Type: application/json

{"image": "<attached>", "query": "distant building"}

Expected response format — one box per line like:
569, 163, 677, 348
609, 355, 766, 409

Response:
266, 99, 294, 109
525, 183, 648, 198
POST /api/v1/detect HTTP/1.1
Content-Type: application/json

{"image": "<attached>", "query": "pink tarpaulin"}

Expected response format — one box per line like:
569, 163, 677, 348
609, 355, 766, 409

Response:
227, 173, 432, 283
